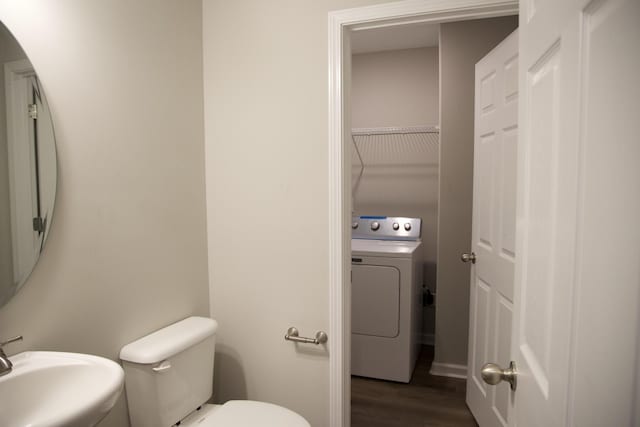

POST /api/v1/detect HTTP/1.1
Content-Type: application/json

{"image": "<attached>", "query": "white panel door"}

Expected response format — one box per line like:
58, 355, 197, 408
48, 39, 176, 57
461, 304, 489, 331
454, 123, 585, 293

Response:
512, 0, 640, 425
466, 30, 519, 427
5, 61, 40, 285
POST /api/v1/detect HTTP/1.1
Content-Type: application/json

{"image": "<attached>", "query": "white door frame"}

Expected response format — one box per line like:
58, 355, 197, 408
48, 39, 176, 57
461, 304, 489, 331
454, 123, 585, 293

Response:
327, 1, 518, 425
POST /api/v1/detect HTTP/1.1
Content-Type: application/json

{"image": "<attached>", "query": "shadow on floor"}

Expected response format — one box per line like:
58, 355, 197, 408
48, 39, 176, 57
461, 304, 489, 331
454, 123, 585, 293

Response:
351, 345, 478, 427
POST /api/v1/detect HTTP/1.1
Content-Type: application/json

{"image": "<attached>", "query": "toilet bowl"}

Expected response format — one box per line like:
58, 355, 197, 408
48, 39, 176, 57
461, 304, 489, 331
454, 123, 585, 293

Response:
119, 317, 310, 427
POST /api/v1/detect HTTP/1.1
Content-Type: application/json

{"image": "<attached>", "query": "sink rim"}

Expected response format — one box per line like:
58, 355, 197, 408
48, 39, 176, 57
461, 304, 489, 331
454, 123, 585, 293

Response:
1, 350, 124, 427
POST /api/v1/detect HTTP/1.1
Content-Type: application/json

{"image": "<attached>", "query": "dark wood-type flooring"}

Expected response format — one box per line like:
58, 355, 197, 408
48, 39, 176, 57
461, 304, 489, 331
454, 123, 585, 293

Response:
351, 345, 478, 427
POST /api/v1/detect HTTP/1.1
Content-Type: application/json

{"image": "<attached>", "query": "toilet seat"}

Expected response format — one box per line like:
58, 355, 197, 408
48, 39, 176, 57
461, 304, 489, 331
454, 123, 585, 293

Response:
179, 401, 310, 427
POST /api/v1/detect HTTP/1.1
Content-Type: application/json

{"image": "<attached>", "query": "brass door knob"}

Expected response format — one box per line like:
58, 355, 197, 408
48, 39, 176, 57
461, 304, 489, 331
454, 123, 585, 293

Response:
481, 361, 517, 391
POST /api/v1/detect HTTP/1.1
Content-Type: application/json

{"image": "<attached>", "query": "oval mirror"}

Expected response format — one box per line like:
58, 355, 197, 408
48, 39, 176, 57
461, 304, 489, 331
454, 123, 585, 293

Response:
0, 20, 57, 307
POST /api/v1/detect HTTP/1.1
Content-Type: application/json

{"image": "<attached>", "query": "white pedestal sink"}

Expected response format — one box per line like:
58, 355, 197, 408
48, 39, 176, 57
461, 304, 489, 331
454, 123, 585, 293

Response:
0, 351, 124, 427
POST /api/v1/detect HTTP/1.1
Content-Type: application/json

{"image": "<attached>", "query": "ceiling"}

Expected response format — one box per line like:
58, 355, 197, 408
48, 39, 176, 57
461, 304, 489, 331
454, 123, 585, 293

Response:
351, 22, 440, 55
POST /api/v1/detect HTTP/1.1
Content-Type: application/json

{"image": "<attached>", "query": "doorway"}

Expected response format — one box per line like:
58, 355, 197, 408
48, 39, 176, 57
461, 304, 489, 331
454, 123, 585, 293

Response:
348, 16, 517, 427
327, 2, 519, 426
330, 1, 640, 426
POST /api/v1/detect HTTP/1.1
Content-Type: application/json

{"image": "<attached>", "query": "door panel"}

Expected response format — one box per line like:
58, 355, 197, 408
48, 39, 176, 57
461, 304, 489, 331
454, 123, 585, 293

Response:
516, 21, 577, 426
493, 296, 512, 424
514, 0, 640, 425
571, 2, 640, 424
520, 43, 562, 400
470, 278, 491, 393
466, 30, 518, 427
477, 134, 496, 250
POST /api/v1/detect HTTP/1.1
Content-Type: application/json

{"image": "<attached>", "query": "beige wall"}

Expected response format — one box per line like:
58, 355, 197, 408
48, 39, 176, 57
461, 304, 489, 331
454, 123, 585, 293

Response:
203, 1, 396, 426
0, 2, 210, 426
351, 47, 439, 338
351, 47, 439, 128
435, 16, 518, 366
0, 24, 26, 300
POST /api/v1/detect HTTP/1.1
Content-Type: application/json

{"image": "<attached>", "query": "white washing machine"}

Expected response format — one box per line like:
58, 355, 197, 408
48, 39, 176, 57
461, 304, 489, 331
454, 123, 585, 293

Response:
351, 216, 423, 383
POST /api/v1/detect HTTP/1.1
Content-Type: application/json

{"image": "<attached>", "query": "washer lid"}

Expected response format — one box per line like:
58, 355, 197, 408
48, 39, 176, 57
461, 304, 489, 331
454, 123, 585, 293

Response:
204, 401, 310, 427
352, 239, 422, 258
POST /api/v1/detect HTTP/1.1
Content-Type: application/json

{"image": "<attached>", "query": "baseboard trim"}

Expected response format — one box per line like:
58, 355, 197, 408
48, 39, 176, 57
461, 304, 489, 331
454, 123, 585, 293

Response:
421, 333, 435, 346
429, 362, 468, 379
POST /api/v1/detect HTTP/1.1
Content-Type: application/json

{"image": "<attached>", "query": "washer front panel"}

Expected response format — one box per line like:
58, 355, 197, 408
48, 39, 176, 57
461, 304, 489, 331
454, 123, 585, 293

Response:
352, 264, 400, 338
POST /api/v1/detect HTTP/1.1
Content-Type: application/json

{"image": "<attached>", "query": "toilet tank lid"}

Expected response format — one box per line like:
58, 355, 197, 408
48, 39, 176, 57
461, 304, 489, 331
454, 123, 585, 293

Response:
120, 316, 218, 364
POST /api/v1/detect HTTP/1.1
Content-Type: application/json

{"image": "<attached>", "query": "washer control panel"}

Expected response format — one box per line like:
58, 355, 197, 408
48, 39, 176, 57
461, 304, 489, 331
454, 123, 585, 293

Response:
351, 216, 422, 241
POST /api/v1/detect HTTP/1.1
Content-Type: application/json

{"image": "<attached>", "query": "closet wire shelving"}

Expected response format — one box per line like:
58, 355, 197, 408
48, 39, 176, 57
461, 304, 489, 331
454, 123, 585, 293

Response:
351, 125, 440, 197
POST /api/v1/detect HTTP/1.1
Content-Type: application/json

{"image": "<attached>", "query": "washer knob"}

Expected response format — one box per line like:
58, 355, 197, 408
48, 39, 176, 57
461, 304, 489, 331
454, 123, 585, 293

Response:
371, 221, 380, 231
404, 223, 412, 231
392, 222, 400, 230
352, 222, 359, 230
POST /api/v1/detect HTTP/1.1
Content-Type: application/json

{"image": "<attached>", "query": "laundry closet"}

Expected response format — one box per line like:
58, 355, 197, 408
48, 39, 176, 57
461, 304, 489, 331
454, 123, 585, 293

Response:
349, 15, 518, 426
350, 24, 439, 376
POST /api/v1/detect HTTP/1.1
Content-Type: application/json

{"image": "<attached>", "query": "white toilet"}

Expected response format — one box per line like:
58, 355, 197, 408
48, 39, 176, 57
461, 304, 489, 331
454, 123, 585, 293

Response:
119, 316, 310, 427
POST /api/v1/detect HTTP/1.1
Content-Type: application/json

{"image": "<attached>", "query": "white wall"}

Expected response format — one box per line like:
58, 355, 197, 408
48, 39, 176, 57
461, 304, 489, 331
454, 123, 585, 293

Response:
0, 2, 209, 426
351, 47, 439, 338
203, 1, 397, 425
0, 24, 26, 301
352, 47, 439, 128
435, 16, 518, 367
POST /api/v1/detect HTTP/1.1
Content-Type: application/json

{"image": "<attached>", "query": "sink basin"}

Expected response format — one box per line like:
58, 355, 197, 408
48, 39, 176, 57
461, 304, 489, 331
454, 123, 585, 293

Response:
0, 351, 124, 427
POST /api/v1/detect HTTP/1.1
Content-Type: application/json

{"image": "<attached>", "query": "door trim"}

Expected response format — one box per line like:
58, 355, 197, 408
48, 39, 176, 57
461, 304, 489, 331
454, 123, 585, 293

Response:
327, 1, 518, 425
4, 59, 37, 284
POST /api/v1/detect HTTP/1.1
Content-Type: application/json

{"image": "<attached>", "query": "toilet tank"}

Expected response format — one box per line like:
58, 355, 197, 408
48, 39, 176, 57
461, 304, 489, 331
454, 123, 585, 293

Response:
120, 317, 218, 427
